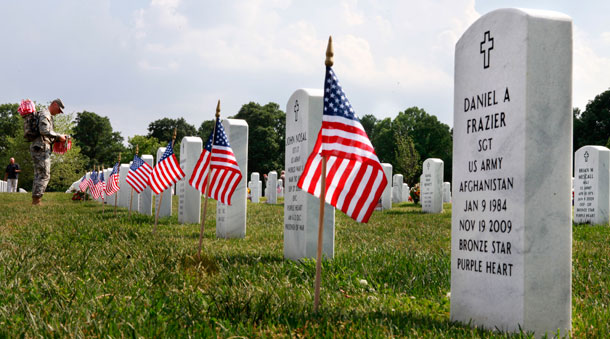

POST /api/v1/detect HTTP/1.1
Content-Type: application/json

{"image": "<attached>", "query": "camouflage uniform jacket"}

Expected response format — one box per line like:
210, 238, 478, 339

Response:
32, 108, 61, 151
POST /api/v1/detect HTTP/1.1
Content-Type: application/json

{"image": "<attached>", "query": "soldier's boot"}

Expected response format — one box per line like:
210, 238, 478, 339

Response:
32, 196, 42, 206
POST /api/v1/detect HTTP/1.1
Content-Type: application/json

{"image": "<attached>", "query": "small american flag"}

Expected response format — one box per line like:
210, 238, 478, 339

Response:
298, 66, 387, 223
96, 170, 106, 200
89, 171, 102, 199
126, 155, 153, 193
149, 142, 185, 195
189, 118, 242, 205
105, 163, 120, 196
78, 174, 88, 192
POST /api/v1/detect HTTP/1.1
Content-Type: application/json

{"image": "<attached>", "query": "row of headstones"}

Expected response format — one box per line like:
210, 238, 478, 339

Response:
392, 171, 452, 206
0, 180, 26, 193
247, 171, 284, 204
68, 120, 249, 238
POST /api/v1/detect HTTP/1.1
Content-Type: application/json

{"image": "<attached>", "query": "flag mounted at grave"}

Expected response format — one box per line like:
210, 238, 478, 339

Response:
78, 174, 88, 193
126, 155, 153, 193
189, 117, 242, 205
96, 169, 106, 200
105, 163, 120, 196
298, 47, 387, 223
89, 170, 102, 199
150, 141, 185, 195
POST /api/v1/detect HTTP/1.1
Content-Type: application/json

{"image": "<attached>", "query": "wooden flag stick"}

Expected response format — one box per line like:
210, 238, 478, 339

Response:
313, 156, 327, 312
129, 145, 139, 221
114, 153, 121, 216
154, 130, 177, 234
198, 100, 221, 259
101, 164, 106, 214
313, 36, 333, 313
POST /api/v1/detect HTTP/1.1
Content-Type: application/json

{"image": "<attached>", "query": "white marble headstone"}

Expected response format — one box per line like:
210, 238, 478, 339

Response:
421, 159, 443, 213
155, 147, 172, 217
284, 89, 335, 261
381, 163, 393, 210
178, 137, 203, 224
216, 119, 248, 238
443, 182, 452, 203
574, 146, 610, 225
127, 161, 140, 210
402, 183, 410, 202
138, 156, 154, 215
392, 174, 403, 203
451, 8, 572, 336
278, 179, 284, 198
267, 171, 277, 204
250, 172, 260, 203
118, 164, 131, 208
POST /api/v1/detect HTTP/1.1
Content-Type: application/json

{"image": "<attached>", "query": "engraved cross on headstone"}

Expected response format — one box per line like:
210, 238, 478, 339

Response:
294, 100, 300, 122
584, 151, 589, 162
480, 31, 494, 69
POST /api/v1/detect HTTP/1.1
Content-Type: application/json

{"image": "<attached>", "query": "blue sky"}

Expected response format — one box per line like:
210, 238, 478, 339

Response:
1, 0, 608, 140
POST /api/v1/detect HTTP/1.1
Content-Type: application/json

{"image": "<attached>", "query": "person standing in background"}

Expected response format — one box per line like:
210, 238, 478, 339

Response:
4, 157, 21, 192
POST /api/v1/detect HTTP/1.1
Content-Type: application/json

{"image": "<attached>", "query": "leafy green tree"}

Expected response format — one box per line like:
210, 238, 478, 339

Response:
197, 119, 215, 141
48, 143, 88, 192
371, 118, 394, 164
360, 114, 378, 140
124, 135, 164, 162
147, 117, 197, 144
73, 111, 125, 168
393, 107, 452, 181
231, 102, 286, 176
574, 89, 610, 151
394, 134, 421, 187
0, 103, 21, 155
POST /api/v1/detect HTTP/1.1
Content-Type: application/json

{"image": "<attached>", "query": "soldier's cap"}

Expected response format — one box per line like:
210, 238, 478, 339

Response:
52, 98, 64, 113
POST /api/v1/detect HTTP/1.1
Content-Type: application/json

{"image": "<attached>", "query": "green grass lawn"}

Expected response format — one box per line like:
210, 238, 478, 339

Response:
0, 192, 608, 338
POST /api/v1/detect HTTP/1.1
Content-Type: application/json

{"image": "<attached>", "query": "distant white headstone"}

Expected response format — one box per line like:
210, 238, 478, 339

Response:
267, 171, 277, 204
381, 163, 393, 210
402, 183, 410, 202
421, 158, 443, 213
118, 164, 131, 208
278, 179, 284, 198
392, 174, 403, 203
443, 182, 452, 203
156, 147, 172, 217
19, 188, 26, 193
250, 172, 260, 203
451, 8, 572, 335
178, 137, 203, 224
139, 156, 154, 215
216, 119, 248, 238
574, 146, 610, 225
284, 89, 335, 260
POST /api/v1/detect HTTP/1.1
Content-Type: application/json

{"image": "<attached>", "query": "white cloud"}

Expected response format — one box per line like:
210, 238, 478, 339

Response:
573, 27, 610, 110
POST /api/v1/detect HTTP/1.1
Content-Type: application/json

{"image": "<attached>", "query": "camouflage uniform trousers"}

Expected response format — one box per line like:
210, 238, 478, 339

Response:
30, 144, 51, 198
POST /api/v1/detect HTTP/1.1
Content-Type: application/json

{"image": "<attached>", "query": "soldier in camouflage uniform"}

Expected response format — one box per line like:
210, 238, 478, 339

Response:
30, 99, 66, 205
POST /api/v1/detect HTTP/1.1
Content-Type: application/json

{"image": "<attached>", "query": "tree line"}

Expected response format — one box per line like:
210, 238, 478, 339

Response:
3, 88, 608, 192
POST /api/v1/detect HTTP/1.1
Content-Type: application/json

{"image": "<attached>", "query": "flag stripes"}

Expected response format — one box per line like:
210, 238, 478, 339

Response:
188, 119, 242, 205
105, 163, 120, 196
297, 66, 387, 223
78, 174, 88, 193
149, 142, 185, 195
126, 155, 153, 193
